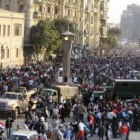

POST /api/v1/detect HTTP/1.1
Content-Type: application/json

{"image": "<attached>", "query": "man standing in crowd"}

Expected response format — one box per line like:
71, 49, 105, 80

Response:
5, 117, 14, 139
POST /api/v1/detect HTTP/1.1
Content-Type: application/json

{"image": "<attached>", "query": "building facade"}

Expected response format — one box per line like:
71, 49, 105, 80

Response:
0, 8, 24, 68
0, 0, 108, 59
120, 4, 140, 41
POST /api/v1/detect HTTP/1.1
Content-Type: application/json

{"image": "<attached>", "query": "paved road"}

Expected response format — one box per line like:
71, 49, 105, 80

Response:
1, 114, 140, 140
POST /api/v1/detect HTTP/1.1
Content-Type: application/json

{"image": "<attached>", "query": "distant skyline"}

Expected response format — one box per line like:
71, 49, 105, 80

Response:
108, 0, 140, 24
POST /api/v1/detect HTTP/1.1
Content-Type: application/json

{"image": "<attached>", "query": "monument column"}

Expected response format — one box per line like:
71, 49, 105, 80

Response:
61, 28, 75, 83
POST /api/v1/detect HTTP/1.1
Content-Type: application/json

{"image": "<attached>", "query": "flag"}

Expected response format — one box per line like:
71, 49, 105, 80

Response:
0, 121, 5, 129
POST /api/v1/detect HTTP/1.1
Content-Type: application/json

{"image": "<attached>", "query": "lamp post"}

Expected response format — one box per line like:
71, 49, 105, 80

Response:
61, 27, 75, 83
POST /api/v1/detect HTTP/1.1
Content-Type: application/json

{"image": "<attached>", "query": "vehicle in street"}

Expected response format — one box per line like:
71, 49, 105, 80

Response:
12, 86, 37, 97
114, 79, 140, 99
41, 85, 78, 102
0, 92, 29, 119
10, 130, 38, 140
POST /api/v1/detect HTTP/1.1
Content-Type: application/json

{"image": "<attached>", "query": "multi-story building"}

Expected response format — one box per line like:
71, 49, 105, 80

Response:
0, 8, 25, 68
120, 4, 140, 41
0, 0, 108, 59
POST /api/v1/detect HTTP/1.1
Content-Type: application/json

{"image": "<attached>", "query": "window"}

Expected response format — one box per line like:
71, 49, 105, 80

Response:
16, 48, 18, 57
54, 8, 58, 14
3, 25, 6, 36
7, 49, 9, 58
1, 49, 5, 59
48, 7, 50, 13
75, 10, 76, 17
68, 9, 70, 16
19, 4, 23, 12
14, 24, 21, 36
39, 6, 42, 12
7, 25, 10, 36
5, 4, 9, 10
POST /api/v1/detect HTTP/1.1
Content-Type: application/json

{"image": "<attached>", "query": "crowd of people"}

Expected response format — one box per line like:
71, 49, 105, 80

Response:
0, 51, 140, 140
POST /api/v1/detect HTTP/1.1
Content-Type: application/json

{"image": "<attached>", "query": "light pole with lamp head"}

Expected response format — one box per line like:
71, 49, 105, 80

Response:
61, 27, 75, 83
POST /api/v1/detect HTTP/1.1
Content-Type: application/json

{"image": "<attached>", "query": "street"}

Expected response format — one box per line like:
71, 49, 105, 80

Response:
1, 114, 140, 140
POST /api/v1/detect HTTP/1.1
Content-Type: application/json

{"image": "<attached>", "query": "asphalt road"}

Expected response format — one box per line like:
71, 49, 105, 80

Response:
1, 114, 140, 140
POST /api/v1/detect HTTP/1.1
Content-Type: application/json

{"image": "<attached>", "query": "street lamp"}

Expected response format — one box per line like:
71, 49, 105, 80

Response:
61, 27, 75, 83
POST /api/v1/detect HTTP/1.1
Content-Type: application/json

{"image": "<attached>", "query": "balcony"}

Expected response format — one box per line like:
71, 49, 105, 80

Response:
33, 12, 42, 19
34, 0, 42, 4
100, 11, 108, 19
100, 27, 107, 38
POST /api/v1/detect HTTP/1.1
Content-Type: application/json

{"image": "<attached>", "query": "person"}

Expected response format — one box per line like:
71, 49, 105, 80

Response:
98, 125, 106, 140
23, 124, 29, 131
38, 135, 43, 140
0, 133, 3, 140
78, 120, 84, 131
39, 131, 47, 140
78, 103, 85, 122
89, 112, 94, 137
63, 125, 71, 140
83, 123, 88, 140
60, 105, 65, 123
57, 126, 63, 140
16, 125, 21, 130
74, 103, 79, 121
1, 130, 6, 140
119, 121, 128, 140
77, 129, 84, 140
52, 105, 59, 120
5, 117, 14, 139
45, 106, 49, 122
59, 94, 63, 104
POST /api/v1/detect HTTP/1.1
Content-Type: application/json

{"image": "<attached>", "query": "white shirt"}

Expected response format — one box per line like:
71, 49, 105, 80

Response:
107, 112, 116, 119
53, 108, 59, 115
60, 96, 63, 104
100, 95, 103, 100
79, 122, 84, 131
48, 95, 52, 103
72, 104, 77, 111
40, 116, 45, 122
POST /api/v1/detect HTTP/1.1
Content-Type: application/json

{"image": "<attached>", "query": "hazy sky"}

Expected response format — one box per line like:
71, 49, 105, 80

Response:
108, 0, 140, 24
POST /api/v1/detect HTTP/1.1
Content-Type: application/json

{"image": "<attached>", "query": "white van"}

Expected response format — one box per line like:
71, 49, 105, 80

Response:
10, 130, 38, 140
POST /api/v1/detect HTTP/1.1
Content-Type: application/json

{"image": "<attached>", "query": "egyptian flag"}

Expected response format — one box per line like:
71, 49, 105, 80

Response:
0, 121, 5, 129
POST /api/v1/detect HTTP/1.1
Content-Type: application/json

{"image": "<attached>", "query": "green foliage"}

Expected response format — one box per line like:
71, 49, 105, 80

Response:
52, 18, 76, 34
108, 27, 122, 38
100, 35, 118, 49
30, 19, 61, 55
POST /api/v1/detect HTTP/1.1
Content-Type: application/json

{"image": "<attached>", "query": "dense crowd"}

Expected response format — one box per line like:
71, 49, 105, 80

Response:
0, 52, 140, 140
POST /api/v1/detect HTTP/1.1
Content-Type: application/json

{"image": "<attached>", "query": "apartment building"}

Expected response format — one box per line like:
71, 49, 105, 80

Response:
120, 4, 140, 41
0, 8, 25, 68
0, 0, 108, 58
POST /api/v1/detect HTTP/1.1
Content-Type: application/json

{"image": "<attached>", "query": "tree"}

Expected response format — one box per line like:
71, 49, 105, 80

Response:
30, 19, 61, 59
108, 27, 122, 38
100, 35, 118, 50
52, 18, 76, 34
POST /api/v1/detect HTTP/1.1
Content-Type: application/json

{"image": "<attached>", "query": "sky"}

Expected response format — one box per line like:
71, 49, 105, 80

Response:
108, 0, 140, 24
